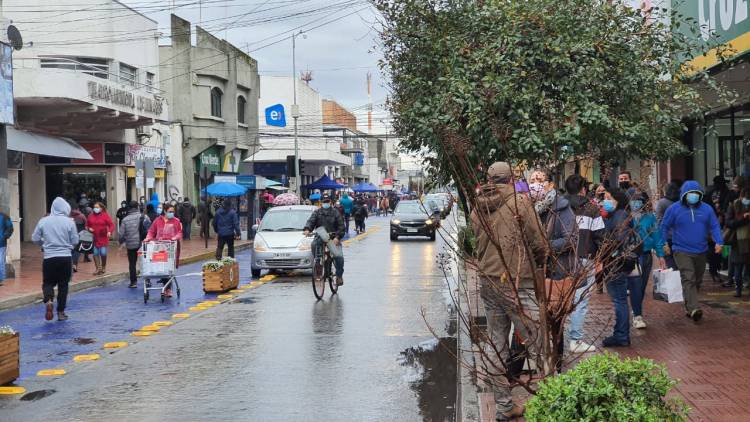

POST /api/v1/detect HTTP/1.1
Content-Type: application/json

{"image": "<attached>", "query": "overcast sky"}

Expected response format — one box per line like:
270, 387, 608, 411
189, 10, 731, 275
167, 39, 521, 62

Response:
123, 0, 391, 134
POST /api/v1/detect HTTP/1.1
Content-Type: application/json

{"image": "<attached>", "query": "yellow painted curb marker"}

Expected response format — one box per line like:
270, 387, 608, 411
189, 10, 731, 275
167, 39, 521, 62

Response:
131, 331, 153, 337
202, 300, 221, 305
103, 342, 128, 349
0, 387, 26, 395
188, 306, 205, 311
216, 294, 233, 299
37, 369, 66, 376
196, 303, 215, 308
140, 325, 160, 332
229, 289, 243, 293
152, 321, 174, 327
172, 313, 190, 319
73, 354, 100, 362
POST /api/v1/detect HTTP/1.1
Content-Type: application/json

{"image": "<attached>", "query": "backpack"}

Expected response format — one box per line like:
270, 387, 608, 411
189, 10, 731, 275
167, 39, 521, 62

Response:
138, 215, 147, 241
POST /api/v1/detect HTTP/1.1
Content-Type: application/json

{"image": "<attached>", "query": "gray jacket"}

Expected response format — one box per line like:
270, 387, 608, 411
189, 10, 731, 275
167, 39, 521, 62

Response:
119, 210, 151, 250
32, 197, 79, 259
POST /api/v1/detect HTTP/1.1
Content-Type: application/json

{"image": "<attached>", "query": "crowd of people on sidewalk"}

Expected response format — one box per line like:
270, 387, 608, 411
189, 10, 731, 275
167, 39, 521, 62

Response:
471, 161, 727, 421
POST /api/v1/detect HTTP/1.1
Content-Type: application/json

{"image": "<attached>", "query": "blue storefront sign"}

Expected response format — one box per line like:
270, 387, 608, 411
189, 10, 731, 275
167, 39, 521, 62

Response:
265, 104, 286, 127
354, 152, 365, 166
237, 175, 257, 190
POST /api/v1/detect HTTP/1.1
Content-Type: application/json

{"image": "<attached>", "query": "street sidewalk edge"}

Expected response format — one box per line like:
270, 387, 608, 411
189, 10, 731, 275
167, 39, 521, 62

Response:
0, 243, 252, 312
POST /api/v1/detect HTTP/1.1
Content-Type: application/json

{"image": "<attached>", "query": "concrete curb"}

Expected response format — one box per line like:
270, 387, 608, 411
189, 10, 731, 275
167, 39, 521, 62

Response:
0, 243, 252, 312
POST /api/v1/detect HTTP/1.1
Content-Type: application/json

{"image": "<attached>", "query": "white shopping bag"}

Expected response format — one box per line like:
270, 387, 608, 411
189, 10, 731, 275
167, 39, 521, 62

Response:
653, 269, 684, 304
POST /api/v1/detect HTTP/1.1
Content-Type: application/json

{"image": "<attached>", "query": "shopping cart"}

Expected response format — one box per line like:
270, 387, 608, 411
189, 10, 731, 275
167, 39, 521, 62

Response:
140, 240, 180, 303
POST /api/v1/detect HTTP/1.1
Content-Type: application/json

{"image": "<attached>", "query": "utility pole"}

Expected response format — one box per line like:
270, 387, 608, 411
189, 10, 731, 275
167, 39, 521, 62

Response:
291, 31, 304, 195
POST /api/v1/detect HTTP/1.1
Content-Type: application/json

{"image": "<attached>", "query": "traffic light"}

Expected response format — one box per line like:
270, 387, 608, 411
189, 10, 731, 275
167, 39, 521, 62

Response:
298, 159, 306, 175
286, 155, 296, 177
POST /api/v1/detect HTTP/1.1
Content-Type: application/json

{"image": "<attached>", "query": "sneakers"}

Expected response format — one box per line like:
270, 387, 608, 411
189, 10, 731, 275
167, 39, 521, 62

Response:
496, 404, 525, 421
57, 312, 68, 321
633, 316, 647, 329
336, 276, 344, 286
128, 282, 137, 289
569, 340, 596, 353
690, 309, 703, 322
45, 303, 53, 321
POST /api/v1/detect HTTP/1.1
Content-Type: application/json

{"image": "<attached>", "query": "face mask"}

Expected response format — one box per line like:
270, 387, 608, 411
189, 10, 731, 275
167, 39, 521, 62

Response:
630, 200, 643, 211
156, 208, 163, 215
686, 192, 701, 205
619, 181, 631, 190
742, 198, 750, 206
322, 203, 331, 209
93, 207, 101, 214
121, 203, 127, 208
529, 183, 545, 200
166, 212, 175, 219
603, 200, 616, 213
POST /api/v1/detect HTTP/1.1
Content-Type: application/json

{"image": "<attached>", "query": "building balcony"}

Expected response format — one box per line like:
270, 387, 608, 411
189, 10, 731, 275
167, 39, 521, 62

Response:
340, 140, 365, 154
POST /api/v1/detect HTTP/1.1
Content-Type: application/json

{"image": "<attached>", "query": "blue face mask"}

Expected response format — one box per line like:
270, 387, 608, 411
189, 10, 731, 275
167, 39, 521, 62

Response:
93, 207, 101, 214
322, 203, 331, 209
686, 192, 701, 205
630, 200, 643, 211
166, 212, 175, 219
742, 198, 750, 206
156, 208, 163, 215
602, 200, 616, 213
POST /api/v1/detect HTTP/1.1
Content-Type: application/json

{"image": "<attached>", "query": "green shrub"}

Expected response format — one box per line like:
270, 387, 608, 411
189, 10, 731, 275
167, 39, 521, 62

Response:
525, 353, 688, 422
457, 225, 476, 257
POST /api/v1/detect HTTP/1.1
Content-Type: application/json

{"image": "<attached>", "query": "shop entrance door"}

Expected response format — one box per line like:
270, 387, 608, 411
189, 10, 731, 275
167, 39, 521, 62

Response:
718, 136, 744, 180
45, 167, 108, 209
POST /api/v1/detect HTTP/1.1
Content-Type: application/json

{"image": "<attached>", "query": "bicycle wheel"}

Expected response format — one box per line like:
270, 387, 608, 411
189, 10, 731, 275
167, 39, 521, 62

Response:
327, 258, 338, 295
312, 257, 326, 300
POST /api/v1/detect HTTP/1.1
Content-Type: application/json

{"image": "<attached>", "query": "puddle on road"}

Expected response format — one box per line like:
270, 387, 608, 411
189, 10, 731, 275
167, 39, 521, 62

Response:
399, 337, 457, 422
73, 337, 96, 345
231, 297, 257, 305
20, 389, 56, 401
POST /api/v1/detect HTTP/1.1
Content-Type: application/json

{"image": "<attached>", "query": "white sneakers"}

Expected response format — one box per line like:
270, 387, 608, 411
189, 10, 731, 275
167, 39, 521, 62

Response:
633, 315, 647, 329
569, 340, 596, 353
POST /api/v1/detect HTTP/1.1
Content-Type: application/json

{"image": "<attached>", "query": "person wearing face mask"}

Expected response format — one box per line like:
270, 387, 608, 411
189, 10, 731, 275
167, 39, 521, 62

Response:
304, 194, 346, 286
627, 191, 666, 329
602, 189, 633, 347
212, 198, 241, 261
144, 203, 182, 297
723, 188, 750, 297
618, 171, 632, 191
115, 201, 129, 226
660, 180, 723, 322
85, 202, 115, 275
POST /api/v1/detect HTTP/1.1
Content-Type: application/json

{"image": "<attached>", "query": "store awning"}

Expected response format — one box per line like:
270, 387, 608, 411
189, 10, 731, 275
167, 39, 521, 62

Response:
6, 127, 93, 160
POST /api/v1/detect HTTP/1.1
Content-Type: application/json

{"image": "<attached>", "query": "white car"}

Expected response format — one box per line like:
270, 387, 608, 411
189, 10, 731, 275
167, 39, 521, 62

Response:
250, 205, 317, 278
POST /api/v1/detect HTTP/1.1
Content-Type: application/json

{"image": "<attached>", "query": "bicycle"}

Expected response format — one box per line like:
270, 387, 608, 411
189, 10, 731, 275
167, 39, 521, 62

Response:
309, 230, 339, 300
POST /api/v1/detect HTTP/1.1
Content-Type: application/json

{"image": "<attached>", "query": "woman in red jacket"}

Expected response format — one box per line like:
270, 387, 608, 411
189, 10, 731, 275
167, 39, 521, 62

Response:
86, 202, 115, 275
144, 203, 182, 296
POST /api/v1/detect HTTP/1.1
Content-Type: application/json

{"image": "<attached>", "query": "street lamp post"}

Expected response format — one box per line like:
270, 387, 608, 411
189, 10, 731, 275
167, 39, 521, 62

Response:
291, 31, 305, 195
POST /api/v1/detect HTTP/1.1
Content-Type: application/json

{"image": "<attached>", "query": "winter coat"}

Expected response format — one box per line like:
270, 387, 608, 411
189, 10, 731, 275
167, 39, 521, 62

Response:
119, 210, 151, 250
145, 215, 182, 266
69, 209, 87, 232
353, 204, 368, 221
148, 193, 161, 212
339, 196, 354, 214
177, 201, 196, 225
565, 194, 605, 260
604, 209, 631, 275
32, 197, 79, 259
631, 212, 665, 257
116, 206, 129, 224
660, 180, 723, 255
725, 199, 750, 259
470, 183, 547, 289
540, 194, 578, 281
213, 207, 241, 237
0, 212, 13, 248
86, 211, 115, 248
304, 206, 346, 239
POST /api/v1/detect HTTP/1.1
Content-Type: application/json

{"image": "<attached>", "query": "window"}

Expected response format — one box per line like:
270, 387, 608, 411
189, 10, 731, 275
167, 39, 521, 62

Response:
40, 56, 109, 79
237, 95, 246, 124
211, 87, 223, 118
145, 72, 155, 93
119, 63, 137, 86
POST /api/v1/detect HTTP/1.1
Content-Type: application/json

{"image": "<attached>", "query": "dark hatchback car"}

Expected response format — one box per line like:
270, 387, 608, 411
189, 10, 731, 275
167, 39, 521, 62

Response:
390, 200, 437, 241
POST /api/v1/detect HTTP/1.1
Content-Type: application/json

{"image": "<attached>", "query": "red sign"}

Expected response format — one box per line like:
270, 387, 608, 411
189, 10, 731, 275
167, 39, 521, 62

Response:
383, 178, 393, 186
72, 143, 105, 164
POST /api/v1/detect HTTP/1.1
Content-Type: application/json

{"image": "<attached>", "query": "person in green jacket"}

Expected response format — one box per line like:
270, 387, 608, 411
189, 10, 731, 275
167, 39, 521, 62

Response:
628, 191, 666, 329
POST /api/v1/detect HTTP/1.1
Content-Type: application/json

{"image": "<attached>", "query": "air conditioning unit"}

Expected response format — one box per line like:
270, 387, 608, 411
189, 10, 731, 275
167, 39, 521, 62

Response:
135, 126, 152, 137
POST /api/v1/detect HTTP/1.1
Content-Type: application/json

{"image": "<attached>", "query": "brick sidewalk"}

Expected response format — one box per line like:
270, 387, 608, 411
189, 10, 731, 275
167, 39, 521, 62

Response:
0, 237, 250, 310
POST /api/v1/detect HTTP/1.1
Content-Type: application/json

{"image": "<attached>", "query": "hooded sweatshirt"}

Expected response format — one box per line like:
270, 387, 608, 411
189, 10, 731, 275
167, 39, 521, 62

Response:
660, 180, 723, 255
32, 197, 79, 259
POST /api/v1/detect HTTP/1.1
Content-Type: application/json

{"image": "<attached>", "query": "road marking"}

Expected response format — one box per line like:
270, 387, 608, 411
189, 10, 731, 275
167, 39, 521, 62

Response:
131, 331, 153, 337
229, 289, 244, 293
103, 341, 128, 349
37, 369, 66, 376
202, 300, 221, 305
216, 294, 233, 299
0, 387, 25, 395
172, 313, 190, 319
197, 302, 216, 307
188, 306, 205, 311
140, 325, 160, 332
73, 354, 100, 362
152, 321, 174, 327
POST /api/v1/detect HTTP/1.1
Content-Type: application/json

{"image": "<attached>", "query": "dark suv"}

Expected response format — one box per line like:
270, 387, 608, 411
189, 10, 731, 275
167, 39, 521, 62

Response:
390, 200, 437, 241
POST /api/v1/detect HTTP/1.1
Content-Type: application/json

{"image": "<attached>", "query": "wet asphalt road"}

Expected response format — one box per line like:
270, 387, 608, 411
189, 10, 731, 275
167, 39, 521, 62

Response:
0, 215, 458, 422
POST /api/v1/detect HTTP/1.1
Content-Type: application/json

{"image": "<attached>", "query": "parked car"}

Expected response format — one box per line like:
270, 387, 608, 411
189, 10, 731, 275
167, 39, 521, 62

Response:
250, 205, 317, 278
425, 194, 451, 218
390, 200, 437, 241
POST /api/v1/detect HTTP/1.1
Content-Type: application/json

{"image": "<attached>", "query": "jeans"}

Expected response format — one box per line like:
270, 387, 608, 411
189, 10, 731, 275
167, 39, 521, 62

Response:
627, 275, 644, 317
313, 238, 344, 277
216, 235, 235, 260
568, 258, 595, 342
92, 246, 108, 257
479, 280, 541, 415
0, 246, 6, 281
344, 213, 351, 234
42, 256, 72, 312
733, 263, 745, 295
182, 221, 191, 240
674, 251, 706, 313
607, 272, 630, 343
708, 242, 721, 275
639, 253, 653, 299
127, 248, 139, 284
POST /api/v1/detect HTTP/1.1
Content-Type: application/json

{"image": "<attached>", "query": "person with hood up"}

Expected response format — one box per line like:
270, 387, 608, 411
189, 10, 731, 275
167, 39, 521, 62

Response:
144, 203, 182, 296
177, 197, 196, 240
147, 193, 161, 212
470, 162, 547, 421
213, 198, 241, 260
86, 202, 115, 275
32, 197, 79, 321
660, 180, 723, 322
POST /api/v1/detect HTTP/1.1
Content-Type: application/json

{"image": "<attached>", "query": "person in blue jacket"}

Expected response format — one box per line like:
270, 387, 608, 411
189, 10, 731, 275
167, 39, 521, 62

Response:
627, 191, 666, 330
339, 192, 354, 235
660, 180, 723, 322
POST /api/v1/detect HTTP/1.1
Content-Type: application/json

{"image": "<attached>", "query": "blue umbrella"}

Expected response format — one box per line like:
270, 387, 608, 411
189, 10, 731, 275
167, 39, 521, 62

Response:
205, 182, 248, 197
309, 193, 321, 200
303, 174, 345, 190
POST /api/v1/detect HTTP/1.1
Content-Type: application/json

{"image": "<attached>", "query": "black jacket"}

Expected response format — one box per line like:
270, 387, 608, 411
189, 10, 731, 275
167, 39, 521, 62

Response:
565, 194, 605, 259
304, 206, 345, 239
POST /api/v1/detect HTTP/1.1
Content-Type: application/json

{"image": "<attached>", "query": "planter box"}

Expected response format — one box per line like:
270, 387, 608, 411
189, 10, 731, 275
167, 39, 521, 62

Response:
0, 333, 19, 386
203, 268, 230, 293
229, 262, 240, 289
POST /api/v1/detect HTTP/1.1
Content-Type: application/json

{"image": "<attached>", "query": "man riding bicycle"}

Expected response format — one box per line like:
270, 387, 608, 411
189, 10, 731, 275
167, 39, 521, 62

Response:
303, 194, 346, 286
